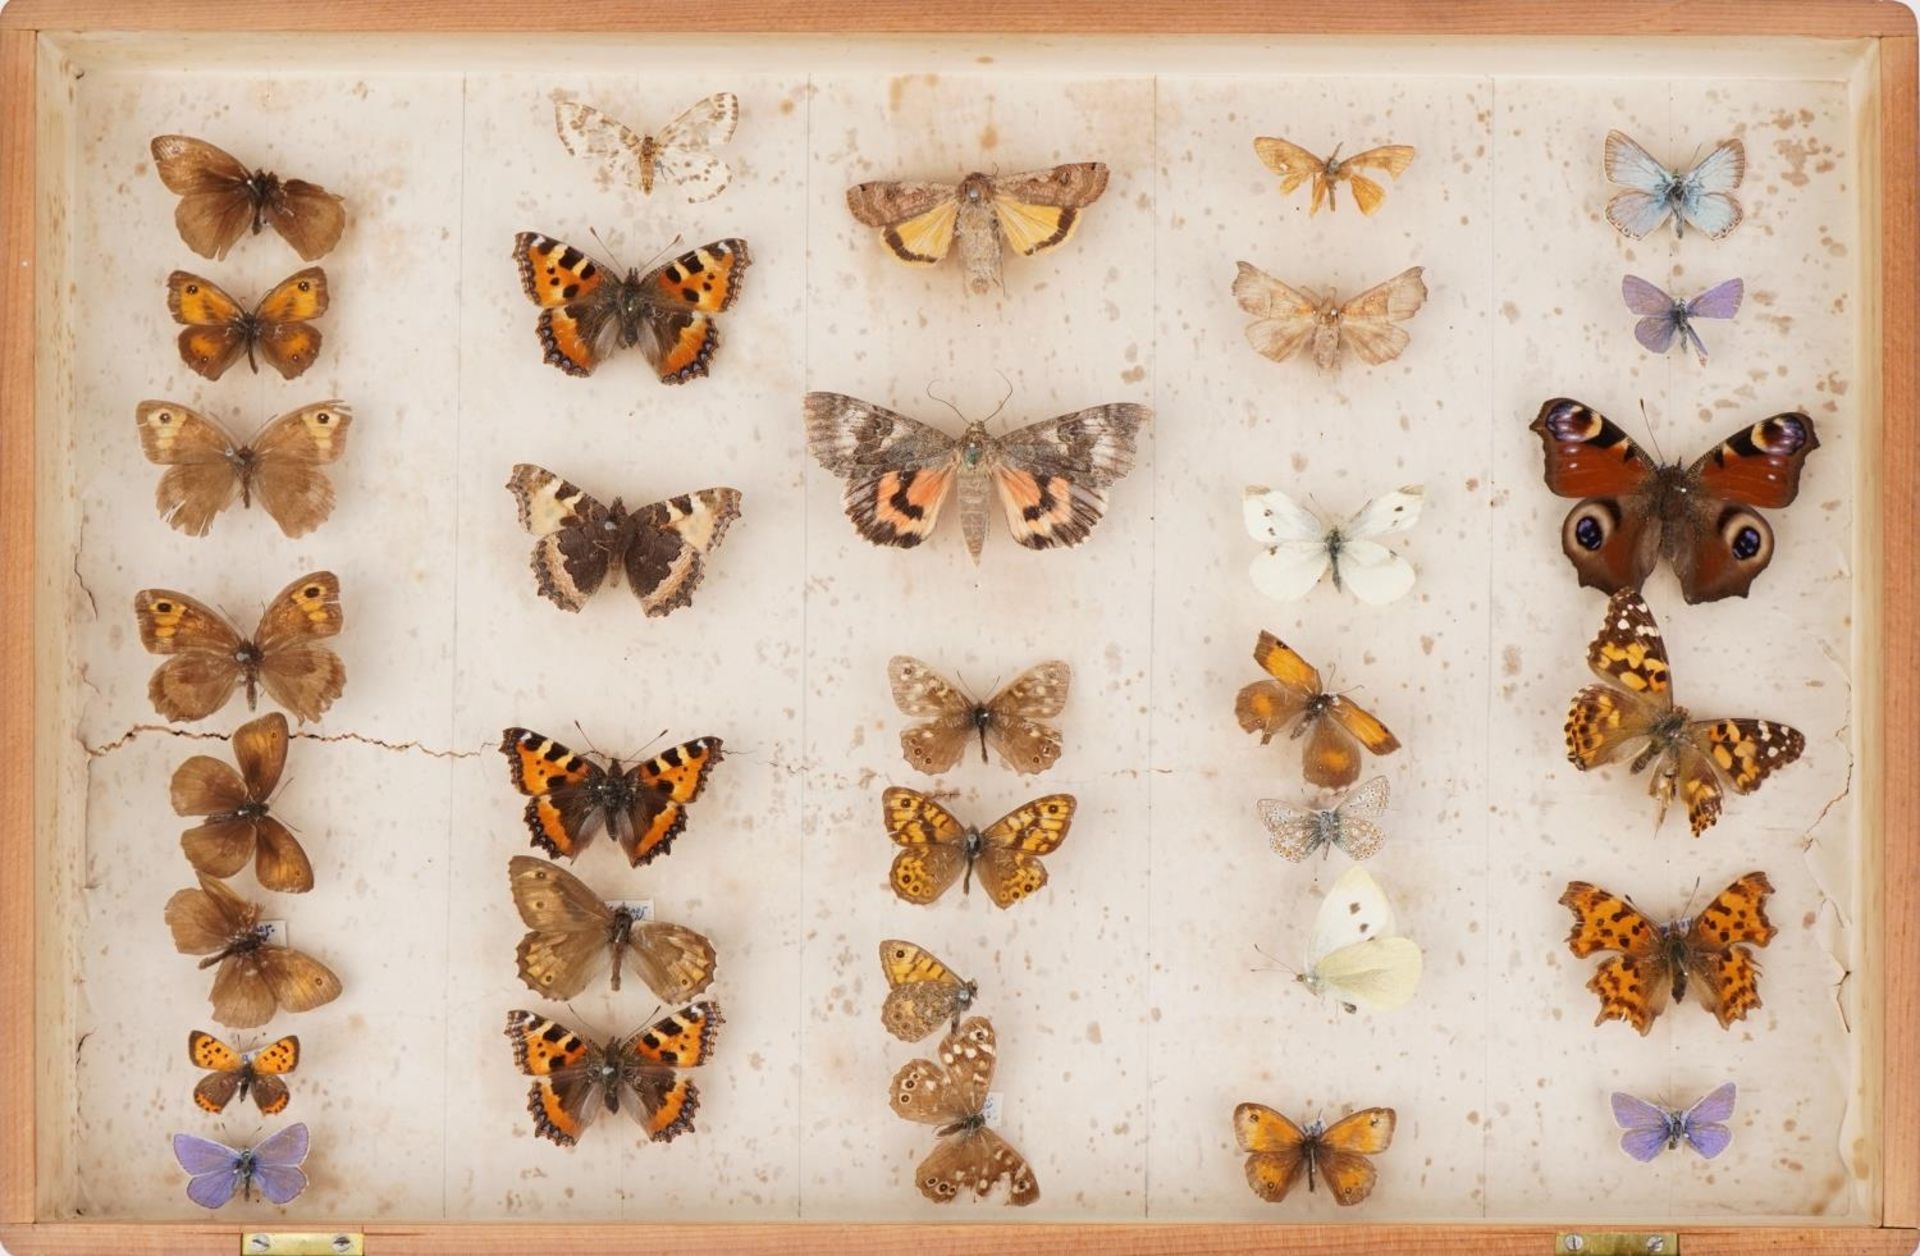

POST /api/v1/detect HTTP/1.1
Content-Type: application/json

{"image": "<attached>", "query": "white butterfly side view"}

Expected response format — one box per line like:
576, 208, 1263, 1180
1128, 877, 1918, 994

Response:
1259, 776, 1390, 863
1243, 484, 1424, 605
1295, 865, 1423, 1013
554, 93, 739, 203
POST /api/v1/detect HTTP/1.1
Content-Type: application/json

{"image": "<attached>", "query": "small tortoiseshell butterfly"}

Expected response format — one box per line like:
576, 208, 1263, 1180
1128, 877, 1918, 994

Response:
504, 1003, 722, 1145
499, 728, 724, 866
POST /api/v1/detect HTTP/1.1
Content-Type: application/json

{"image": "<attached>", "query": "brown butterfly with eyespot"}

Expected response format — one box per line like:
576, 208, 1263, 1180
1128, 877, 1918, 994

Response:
507, 855, 716, 1002
188, 1029, 300, 1115
137, 400, 352, 538
164, 874, 342, 1029
889, 1017, 1038, 1205
884, 788, 1075, 909
1233, 1102, 1397, 1205
1235, 631, 1400, 788
134, 571, 346, 724
168, 268, 329, 381
888, 656, 1069, 776
172, 712, 312, 894
1252, 137, 1416, 215
879, 939, 979, 1042
150, 135, 347, 261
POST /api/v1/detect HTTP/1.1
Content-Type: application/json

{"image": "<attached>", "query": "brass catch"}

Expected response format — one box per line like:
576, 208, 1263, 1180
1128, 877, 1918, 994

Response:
240, 1233, 364, 1255
1555, 1234, 1679, 1255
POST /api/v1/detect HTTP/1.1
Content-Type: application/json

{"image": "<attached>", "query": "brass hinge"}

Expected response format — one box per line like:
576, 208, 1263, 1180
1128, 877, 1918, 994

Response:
1555, 1234, 1678, 1255
240, 1233, 364, 1255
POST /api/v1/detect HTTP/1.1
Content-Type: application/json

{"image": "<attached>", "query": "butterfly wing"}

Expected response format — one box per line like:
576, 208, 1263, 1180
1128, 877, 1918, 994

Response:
513, 233, 618, 376
1334, 486, 1424, 605
499, 728, 605, 859
167, 271, 251, 380
888, 655, 976, 775
1257, 799, 1324, 863
249, 268, 329, 380
990, 404, 1150, 551
1336, 267, 1427, 366
1672, 412, 1820, 604
135, 401, 244, 536
1234, 631, 1322, 744
135, 588, 248, 721
622, 1001, 722, 1142
1251, 137, 1328, 202
1567, 589, 1673, 777
1621, 273, 1677, 316
915, 1125, 1039, 1206
804, 392, 960, 550
246, 1035, 300, 1116
974, 794, 1075, 909
263, 175, 346, 262
1682, 872, 1777, 1027
884, 787, 969, 905
1341, 145, 1417, 216
1686, 277, 1745, 320
892, 1017, 997, 1126
1679, 1082, 1738, 1158
1242, 485, 1333, 601
1559, 881, 1670, 1034
552, 100, 652, 191
188, 1030, 245, 1113
504, 1010, 603, 1146
1316, 1107, 1396, 1205
171, 752, 256, 877
846, 180, 962, 267
649, 95, 739, 201
622, 737, 726, 867
878, 939, 973, 1041
164, 874, 254, 956
627, 921, 719, 1005
172, 1132, 243, 1208
230, 712, 309, 893
151, 136, 257, 260
505, 464, 614, 611
1676, 140, 1746, 238
1309, 937, 1424, 1011
1331, 775, 1391, 859
251, 571, 346, 723
1307, 866, 1398, 966
633, 239, 751, 384
255, 944, 343, 1016
247, 401, 353, 538
1233, 1103, 1309, 1202
1232, 262, 1321, 363
983, 660, 1072, 775
507, 854, 615, 999
1610, 1091, 1677, 1162
246, 1123, 310, 1205
988, 162, 1110, 259
624, 488, 743, 617
1604, 130, 1679, 238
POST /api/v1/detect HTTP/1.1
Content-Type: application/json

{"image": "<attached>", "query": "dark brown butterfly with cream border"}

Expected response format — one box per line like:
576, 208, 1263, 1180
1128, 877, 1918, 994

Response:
507, 855, 716, 1002
888, 656, 1069, 776
164, 874, 342, 1029
172, 712, 312, 893
151, 135, 347, 261
889, 1017, 1038, 1205
134, 572, 345, 724
137, 400, 351, 538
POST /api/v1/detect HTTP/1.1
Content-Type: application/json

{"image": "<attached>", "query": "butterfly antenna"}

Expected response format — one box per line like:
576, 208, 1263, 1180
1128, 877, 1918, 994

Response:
1637, 399, 1668, 466
633, 233, 687, 278
587, 226, 627, 273
985, 369, 1015, 425
1250, 943, 1298, 978
571, 721, 605, 759
924, 381, 967, 424
623, 727, 671, 765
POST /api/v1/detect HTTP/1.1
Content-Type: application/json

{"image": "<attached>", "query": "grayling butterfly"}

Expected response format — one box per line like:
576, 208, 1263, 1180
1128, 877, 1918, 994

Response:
1621, 274, 1743, 365
1257, 776, 1390, 862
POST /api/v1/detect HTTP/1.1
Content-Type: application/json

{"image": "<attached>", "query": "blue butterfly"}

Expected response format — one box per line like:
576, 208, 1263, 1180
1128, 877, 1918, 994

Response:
1604, 131, 1745, 240
1621, 274, 1744, 364
1610, 1084, 1737, 1162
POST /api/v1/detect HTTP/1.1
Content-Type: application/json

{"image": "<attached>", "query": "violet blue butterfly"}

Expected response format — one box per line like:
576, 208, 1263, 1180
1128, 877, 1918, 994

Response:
1609, 1083, 1736, 1162
1622, 275, 1743, 365
171, 1121, 309, 1207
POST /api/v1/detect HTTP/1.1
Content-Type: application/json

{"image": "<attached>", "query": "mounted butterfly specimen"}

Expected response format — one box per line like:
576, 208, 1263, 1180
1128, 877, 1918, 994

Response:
1293, 865, 1423, 1013
883, 787, 1075, 909
1566, 589, 1805, 835
1531, 398, 1819, 603
1233, 1103, 1396, 1206
1252, 137, 1416, 215
167, 268, 329, 381
187, 1029, 299, 1116
879, 938, 979, 1042
172, 1123, 310, 1209
1611, 1083, 1738, 1161
1243, 484, 1424, 605
554, 94, 739, 202
164, 874, 342, 1029
1604, 130, 1745, 240
805, 392, 1149, 562
504, 1003, 722, 1146
172, 712, 311, 894
507, 464, 741, 616
137, 400, 351, 539
134, 571, 345, 724
889, 656, 1069, 776
846, 162, 1108, 295
1621, 275, 1743, 365
507, 855, 716, 1002
151, 135, 346, 261
890, 1017, 1039, 1205
1258, 775, 1390, 863
512, 232, 749, 382
1235, 631, 1401, 789
1233, 263, 1427, 372
499, 727, 724, 866
1560, 872, 1776, 1034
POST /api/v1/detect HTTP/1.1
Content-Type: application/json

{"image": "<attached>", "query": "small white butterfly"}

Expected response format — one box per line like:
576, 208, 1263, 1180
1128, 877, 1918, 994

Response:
1603, 131, 1745, 241
1242, 484, 1424, 605
1258, 776, 1390, 863
554, 94, 739, 203
1297, 866, 1423, 1013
